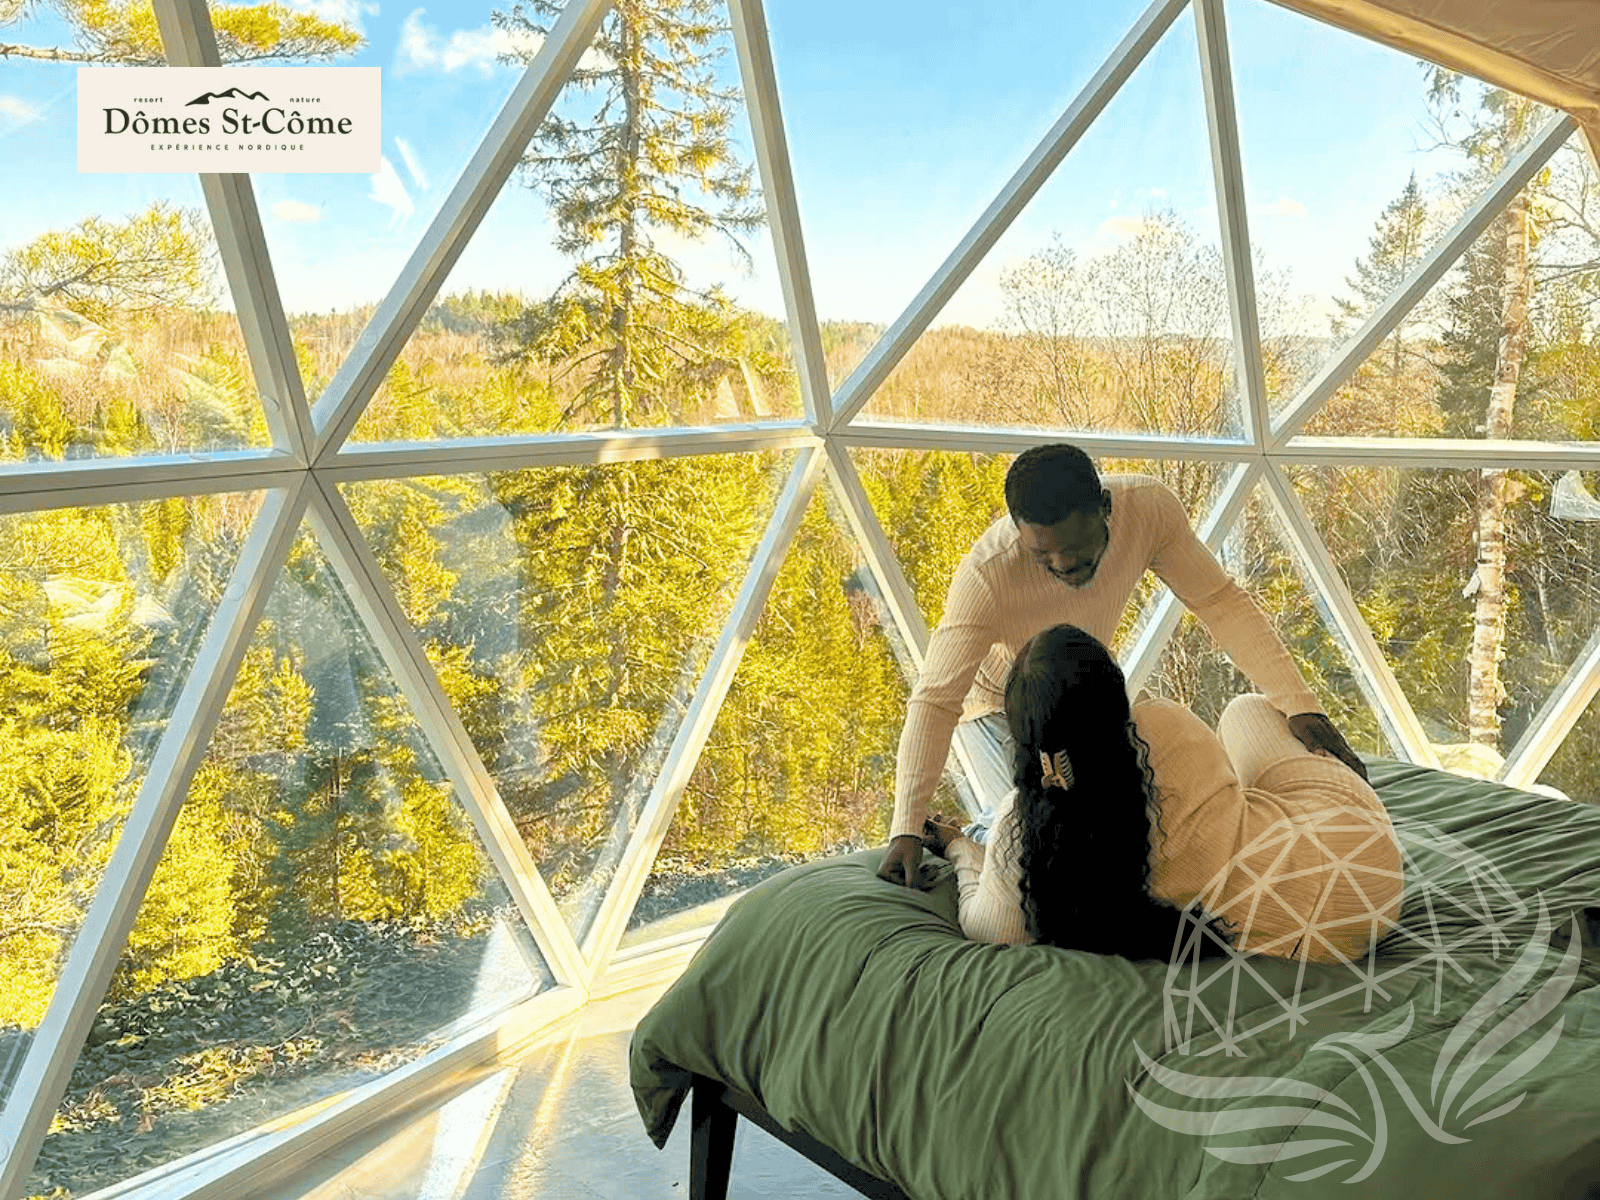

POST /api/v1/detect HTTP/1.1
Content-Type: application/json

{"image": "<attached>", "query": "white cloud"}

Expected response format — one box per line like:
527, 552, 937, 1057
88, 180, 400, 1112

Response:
368, 156, 415, 228
287, 0, 378, 34
272, 199, 324, 224
1259, 195, 1307, 218
0, 94, 41, 124
395, 8, 543, 75
394, 136, 428, 191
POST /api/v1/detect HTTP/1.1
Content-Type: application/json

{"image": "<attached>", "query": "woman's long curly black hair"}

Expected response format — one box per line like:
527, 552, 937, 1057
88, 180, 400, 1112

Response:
1003, 624, 1236, 960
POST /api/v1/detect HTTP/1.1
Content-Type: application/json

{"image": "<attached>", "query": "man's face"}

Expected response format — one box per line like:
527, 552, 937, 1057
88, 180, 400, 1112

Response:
1016, 503, 1110, 588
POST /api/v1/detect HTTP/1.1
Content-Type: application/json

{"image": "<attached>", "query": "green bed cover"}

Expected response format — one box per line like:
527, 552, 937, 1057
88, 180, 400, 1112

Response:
630, 760, 1600, 1198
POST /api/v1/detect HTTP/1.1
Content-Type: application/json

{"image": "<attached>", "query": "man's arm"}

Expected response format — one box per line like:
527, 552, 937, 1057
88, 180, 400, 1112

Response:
1143, 484, 1367, 779
877, 566, 999, 885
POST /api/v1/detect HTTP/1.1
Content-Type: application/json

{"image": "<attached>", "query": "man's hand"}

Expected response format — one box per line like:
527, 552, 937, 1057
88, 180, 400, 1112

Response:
1287, 712, 1369, 781
877, 834, 924, 888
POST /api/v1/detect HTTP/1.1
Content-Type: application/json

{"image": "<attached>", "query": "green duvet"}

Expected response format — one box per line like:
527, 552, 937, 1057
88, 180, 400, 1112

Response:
630, 761, 1600, 1198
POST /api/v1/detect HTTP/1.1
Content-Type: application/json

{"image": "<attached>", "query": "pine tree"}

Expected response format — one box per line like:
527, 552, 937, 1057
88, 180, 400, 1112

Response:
493, 0, 764, 427
1333, 172, 1433, 377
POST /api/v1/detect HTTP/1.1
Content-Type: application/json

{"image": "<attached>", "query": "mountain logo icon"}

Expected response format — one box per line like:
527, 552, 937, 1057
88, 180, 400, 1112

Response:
186, 88, 269, 106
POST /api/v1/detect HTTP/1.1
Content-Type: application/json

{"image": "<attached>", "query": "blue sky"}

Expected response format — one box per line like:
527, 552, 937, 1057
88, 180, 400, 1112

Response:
0, 0, 1512, 331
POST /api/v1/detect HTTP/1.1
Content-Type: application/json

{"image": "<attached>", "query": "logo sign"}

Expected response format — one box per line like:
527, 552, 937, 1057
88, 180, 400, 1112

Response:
78, 67, 379, 173
1126, 812, 1584, 1184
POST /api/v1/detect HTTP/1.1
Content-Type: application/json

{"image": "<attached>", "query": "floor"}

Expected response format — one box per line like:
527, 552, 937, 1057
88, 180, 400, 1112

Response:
255, 984, 855, 1200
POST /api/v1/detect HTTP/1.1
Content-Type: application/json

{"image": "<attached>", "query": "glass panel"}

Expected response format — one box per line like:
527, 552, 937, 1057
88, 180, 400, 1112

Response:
28, 527, 552, 1200
343, 453, 794, 945
1225, 0, 1538, 416
1100, 458, 1233, 656
852, 8, 1241, 437
848, 448, 1011, 627
243, 1, 522, 409
1144, 489, 1390, 754
620, 480, 968, 951
1539, 692, 1600, 806
0, 7, 295, 459
764, 0, 1155, 390
335, 0, 803, 443
1265, 112, 1590, 432
0, 493, 262, 1107
1285, 465, 1600, 766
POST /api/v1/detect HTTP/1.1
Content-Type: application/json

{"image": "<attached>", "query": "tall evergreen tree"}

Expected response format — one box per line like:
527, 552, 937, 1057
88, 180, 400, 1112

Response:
480, 0, 802, 934
494, 0, 764, 427
1333, 172, 1433, 377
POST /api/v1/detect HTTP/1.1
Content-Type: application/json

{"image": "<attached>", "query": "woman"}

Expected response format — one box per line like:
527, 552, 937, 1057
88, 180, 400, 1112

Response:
921, 624, 1404, 964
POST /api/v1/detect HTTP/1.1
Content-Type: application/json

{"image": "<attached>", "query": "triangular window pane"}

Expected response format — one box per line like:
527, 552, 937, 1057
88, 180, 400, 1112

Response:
0, 492, 263, 1105
765, 0, 1157, 391
332, 0, 803, 444
0, 3, 324, 458
241, 2, 521, 409
1223, 0, 1555, 421
1143, 488, 1392, 756
0, 196, 282, 460
850, 6, 1241, 439
1287, 464, 1600, 772
343, 453, 796, 947
847, 448, 1010, 626
27, 526, 551, 1200
619, 478, 969, 951
1274, 123, 1590, 437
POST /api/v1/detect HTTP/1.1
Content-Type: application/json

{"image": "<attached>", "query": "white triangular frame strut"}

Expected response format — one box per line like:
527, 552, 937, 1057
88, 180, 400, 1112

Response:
580, 447, 826, 983
309, 0, 614, 460
306, 478, 587, 987
153, 0, 315, 462
0, 482, 311, 1200
1195, 0, 1268, 445
729, 0, 833, 430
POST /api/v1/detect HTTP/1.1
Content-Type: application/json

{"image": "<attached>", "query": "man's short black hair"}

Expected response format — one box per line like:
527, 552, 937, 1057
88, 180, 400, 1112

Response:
1004, 443, 1104, 526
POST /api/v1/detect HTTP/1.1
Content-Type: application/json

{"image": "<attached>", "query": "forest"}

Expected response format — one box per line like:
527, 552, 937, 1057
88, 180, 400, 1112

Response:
1, 0, 1598, 1196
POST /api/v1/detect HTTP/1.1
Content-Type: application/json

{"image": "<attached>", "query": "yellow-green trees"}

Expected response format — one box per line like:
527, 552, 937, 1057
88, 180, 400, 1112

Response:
0, 501, 251, 1024
0, 0, 361, 65
1, 205, 216, 325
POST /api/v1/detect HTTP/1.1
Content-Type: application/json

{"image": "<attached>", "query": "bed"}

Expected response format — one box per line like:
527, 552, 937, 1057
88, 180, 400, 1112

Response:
630, 759, 1600, 1199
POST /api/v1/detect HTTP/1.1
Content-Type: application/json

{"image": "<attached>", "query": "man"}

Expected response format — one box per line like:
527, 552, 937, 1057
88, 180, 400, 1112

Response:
878, 443, 1367, 887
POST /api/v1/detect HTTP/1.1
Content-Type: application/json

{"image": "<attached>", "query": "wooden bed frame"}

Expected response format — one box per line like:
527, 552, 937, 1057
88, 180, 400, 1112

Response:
688, 1074, 912, 1200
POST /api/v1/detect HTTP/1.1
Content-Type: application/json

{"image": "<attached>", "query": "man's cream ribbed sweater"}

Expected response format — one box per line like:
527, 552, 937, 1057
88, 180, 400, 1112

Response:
890, 475, 1320, 842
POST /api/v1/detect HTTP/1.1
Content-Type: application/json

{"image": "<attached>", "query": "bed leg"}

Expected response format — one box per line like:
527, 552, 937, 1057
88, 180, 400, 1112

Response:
690, 1076, 736, 1200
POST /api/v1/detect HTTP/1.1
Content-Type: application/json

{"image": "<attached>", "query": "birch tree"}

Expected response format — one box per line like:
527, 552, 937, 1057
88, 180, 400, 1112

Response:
1429, 78, 1540, 747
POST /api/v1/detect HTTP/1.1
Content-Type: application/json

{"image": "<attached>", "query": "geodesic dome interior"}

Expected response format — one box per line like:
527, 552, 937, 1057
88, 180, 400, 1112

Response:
1, 0, 1598, 1195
